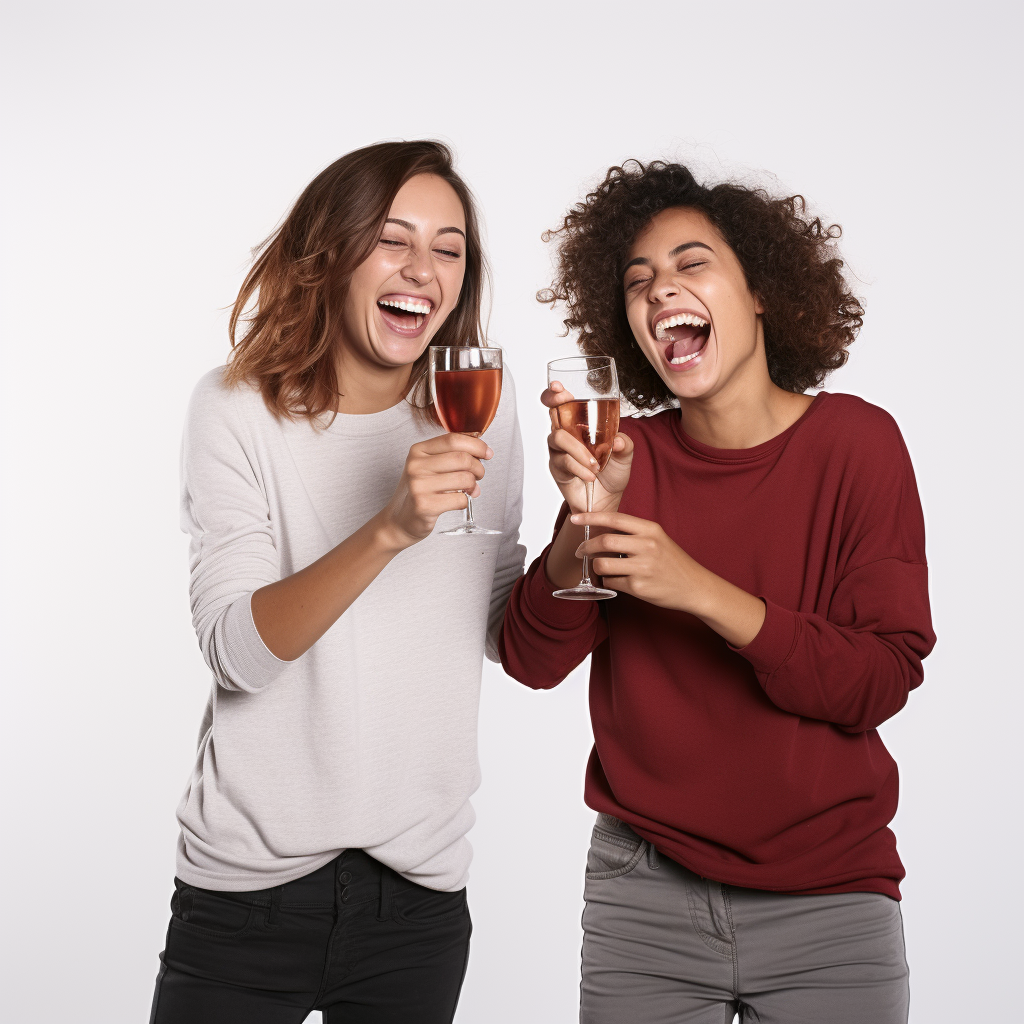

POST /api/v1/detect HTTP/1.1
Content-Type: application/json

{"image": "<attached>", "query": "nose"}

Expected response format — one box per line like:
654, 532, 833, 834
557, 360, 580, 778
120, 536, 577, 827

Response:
401, 246, 434, 285
648, 268, 679, 303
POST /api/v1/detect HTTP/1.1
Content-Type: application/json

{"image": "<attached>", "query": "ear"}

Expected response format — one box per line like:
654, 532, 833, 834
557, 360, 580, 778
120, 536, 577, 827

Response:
753, 294, 765, 316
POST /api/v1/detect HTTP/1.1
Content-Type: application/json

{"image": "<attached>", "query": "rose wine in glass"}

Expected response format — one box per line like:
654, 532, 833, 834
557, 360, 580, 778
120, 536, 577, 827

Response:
547, 356, 620, 600
429, 345, 503, 536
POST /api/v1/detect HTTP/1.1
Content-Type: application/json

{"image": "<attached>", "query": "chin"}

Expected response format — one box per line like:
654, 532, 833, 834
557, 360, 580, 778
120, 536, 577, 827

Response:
665, 378, 716, 402
374, 335, 432, 368
644, 349, 719, 402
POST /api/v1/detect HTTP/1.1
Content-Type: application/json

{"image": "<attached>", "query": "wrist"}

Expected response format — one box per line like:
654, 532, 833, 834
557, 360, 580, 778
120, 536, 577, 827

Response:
686, 565, 766, 648
592, 495, 623, 515
369, 510, 415, 556
676, 560, 719, 617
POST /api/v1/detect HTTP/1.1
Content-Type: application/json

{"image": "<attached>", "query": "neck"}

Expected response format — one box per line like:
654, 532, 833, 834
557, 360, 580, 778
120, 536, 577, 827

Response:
334, 345, 416, 416
678, 342, 813, 450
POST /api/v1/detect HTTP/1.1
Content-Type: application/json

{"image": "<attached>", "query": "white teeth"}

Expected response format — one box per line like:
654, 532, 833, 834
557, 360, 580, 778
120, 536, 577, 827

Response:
654, 312, 709, 337
669, 351, 701, 365
379, 298, 431, 315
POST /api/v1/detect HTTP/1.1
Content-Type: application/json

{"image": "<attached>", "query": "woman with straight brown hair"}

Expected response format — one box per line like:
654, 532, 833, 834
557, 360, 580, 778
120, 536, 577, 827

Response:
150, 140, 525, 1023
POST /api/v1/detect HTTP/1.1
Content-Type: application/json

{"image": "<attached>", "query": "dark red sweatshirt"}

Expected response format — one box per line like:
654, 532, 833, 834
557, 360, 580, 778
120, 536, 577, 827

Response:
500, 393, 935, 899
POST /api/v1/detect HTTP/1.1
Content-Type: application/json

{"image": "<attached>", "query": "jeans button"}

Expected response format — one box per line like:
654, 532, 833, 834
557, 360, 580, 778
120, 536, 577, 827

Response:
339, 871, 352, 884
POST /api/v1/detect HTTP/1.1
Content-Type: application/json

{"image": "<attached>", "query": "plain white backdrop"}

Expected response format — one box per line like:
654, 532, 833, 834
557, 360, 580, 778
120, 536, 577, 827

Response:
2, 2, 1021, 1021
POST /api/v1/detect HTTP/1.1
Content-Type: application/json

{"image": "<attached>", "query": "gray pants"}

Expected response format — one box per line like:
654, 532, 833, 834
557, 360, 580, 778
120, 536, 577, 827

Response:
581, 815, 909, 1024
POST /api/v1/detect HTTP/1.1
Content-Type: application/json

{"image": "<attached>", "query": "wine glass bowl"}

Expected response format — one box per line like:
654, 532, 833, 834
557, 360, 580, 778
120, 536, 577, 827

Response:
429, 346, 503, 537
552, 397, 619, 473
547, 356, 620, 600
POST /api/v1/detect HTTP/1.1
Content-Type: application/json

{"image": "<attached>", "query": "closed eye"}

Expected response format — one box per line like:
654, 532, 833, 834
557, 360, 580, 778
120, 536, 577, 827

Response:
434, 248, 462, 259
625, 276, 651, 290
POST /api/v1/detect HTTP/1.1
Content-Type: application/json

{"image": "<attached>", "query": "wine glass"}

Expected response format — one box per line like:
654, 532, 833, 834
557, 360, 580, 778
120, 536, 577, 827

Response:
547, 356, 620, 600
428, 345, 503, 537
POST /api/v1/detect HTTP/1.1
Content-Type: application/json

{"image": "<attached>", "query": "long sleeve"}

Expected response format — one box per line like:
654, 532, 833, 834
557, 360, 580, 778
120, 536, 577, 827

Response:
735, 418, 936, 733
499, 505, 606, 689
484, 375, 527, 662
180, 372, 291, 693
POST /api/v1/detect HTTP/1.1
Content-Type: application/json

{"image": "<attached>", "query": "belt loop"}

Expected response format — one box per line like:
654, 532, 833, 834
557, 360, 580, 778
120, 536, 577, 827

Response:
378, 863, 394, 922
647, 842, 660, 870
268, 885, 282, 927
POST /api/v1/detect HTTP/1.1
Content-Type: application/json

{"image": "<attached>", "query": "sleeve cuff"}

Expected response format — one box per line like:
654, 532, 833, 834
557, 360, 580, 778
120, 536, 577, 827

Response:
730, 598, 800, 677
219, 592, 296, 692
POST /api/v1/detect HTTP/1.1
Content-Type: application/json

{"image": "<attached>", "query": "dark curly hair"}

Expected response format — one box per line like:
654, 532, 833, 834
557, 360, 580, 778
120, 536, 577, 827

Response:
539, 160, 864, 409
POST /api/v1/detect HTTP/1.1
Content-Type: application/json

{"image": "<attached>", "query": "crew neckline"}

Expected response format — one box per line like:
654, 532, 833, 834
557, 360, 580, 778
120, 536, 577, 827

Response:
320, 398, 417, 439
670, 392, 828, 464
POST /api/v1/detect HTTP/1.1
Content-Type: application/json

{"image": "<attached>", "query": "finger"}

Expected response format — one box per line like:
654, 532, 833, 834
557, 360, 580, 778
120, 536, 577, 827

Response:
415, 451, 486, 479
416, 434, 493, 460
413, 471, 481, 497
540, 384, 577, 408
548, 450, 597, 485
608, 432, 634, 460
591, 557, 637, 577
424, 491, 475, 516
575, 534, 639, 558
548, 428, 599, 475
433, 471, 482, 495
570, 511, 649, 533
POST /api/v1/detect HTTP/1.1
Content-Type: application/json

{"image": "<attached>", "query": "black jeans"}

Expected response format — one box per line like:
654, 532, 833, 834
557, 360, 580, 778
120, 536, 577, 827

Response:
150, 849, 472, 1023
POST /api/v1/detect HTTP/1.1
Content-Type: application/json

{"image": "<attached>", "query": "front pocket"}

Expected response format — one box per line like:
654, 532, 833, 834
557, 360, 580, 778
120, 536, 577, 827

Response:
392, 884, 469, 926
171, 882, 259, 938
585, 826, 646, 880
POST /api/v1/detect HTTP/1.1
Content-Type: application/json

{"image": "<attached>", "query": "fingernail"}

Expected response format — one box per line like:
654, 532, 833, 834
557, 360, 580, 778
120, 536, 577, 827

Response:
590, 458, 597, 466
485, 448, 493, 459
574, 546, 583, 557
570, 514, 580, 524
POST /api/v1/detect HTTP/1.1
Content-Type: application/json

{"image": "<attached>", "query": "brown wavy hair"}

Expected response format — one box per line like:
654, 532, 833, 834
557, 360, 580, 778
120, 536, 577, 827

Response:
226, 140, 487, 421
539, 160, 864, 409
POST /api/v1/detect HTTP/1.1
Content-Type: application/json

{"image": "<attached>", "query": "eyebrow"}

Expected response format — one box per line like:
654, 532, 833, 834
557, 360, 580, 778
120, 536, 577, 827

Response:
385, 218, 466, 239
622, 240, 714, 272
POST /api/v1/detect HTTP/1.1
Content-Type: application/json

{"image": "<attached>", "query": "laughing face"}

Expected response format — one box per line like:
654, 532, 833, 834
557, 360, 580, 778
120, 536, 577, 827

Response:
341, 172, 467, 372
622, 207, 764, 402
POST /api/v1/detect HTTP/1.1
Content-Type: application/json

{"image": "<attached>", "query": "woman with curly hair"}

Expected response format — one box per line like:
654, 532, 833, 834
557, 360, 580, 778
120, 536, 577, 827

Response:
500, 161, 934, 1023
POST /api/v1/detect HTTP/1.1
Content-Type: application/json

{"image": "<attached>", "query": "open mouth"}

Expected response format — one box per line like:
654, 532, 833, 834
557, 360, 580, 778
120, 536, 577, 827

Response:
377, 294, 434, 336
653, 312, 711, 370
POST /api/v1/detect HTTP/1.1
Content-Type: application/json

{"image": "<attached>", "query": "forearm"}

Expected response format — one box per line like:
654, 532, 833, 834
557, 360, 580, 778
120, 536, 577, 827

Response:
738, 594, 931, 732
572, 510, 765, 645
251, 512, 405, 661
499, 549, 604, 689
688, 566, 766, 649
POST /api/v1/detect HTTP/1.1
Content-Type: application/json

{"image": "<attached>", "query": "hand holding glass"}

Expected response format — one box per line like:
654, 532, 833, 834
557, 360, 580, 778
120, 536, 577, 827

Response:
429, 346, 503, 536
547, 356, 620, 600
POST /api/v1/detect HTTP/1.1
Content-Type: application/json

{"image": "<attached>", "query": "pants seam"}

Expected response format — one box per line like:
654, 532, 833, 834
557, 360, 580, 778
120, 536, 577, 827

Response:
445, 917, 473, 1023
684, 878, 733, 959
310, 880, 343, 1009
593, 826, 641, 852
148, 960, 166, 1024
722, 885, 739, 997
378, 866, 394, 922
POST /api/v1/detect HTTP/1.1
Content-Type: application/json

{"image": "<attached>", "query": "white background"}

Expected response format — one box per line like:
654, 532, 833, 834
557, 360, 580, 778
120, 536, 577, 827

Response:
2, 2, 1021, 1022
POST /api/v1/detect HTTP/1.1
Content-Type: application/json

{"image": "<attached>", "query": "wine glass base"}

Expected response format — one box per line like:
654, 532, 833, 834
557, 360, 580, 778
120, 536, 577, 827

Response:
552, 585, 617, 601
439, 523, 502, 536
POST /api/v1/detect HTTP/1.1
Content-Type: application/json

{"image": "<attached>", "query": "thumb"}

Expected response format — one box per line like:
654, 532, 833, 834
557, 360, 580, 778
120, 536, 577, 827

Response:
609, 431, 634, 464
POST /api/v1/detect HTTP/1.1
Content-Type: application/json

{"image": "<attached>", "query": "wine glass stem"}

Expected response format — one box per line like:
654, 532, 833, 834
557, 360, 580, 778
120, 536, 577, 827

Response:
580, 480, 594, 587
465, 492, 476, 528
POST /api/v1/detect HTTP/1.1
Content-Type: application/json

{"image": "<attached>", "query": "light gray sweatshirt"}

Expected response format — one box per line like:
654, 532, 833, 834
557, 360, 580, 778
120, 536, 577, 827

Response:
175, 367, 526, 892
